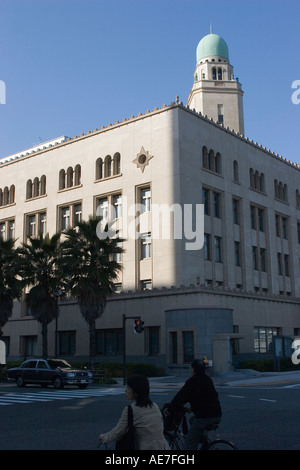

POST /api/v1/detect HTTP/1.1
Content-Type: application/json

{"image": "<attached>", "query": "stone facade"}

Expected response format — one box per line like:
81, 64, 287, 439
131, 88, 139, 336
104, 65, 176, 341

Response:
1, 33, 300, 373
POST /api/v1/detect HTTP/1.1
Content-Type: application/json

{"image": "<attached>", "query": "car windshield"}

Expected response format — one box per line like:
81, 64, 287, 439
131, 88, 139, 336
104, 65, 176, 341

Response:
47, 359, 72, 370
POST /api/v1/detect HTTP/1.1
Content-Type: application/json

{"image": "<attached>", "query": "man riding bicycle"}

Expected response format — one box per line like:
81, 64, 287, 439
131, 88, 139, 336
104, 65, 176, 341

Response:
164, 358, 222, 450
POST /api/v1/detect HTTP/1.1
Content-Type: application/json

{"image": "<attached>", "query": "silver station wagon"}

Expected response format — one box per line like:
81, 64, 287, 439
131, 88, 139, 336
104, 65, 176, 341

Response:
7, 359, 93, 389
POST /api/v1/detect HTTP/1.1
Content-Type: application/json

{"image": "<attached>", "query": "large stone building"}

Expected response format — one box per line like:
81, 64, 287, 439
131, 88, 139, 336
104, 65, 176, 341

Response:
1, 32, 300, 374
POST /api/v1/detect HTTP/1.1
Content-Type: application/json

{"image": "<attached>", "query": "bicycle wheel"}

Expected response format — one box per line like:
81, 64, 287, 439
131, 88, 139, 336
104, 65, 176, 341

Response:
167, 432, 186, 450
206, 439, 237, 450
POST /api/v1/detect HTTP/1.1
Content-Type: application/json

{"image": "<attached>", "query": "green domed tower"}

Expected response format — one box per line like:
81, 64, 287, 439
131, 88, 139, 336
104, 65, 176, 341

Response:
187, 30, 244, 134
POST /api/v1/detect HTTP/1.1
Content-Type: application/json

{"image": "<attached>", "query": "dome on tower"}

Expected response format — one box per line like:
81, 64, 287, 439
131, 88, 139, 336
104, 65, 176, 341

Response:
196, 33, 229, 62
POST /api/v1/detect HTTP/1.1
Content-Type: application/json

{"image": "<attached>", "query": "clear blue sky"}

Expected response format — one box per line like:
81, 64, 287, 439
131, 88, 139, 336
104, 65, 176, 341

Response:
0, 0, 300, 164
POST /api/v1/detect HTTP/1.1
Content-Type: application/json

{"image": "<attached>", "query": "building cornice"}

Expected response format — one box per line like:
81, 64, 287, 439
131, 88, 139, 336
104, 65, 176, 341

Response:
1, 100, 299, 171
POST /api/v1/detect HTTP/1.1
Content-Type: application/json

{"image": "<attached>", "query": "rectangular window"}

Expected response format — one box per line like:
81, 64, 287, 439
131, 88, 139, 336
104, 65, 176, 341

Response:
252, 246, 258, 270
0, 222, 6, 240
97, 198, 108, 222
39, 213, 47, 235
250, 206, 256, 230
59, 331, 76, 355
254, 327, 279, 353
21, 335, 38, 357
282, 217, 288, 239
284, 254, 290, 277
258, 209, 264, 232
214, 236, 221, 262
141, 233, 151, 259
234, 241, 240, 266
73, 204, 82, 225
96, 329, 123, 356
148, 327, 159, 355
182, 331, 194, 363
213, 192, 220, 218
275, 215, 280, 237
277, 253, 282, 275
204, 233, 211, 260
232, 198, 239, 225
260, 248, 266, 272
141, 280, 152, 290
202, 189, 210, 215
113, 194, 122, 218
141, 188, 151, 213
29, 215, 36, 237
61, 207, 70, 230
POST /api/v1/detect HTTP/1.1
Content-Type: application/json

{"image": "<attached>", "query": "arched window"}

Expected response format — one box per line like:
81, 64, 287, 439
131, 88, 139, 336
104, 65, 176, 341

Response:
74, 164, 81, 186
104, 155, 112, 178
33, 177, 39, 198
233, 160, 239, 182
278, 182, 283, 200
215, 152, 221, 174
260, 173, 265, 193
66, 167, 73, 188
9, 185, 15, 204
0, 189, 2, 206
218, 68, 222, 80
254, 171, 260, 191
59, 169, 66, 190
212, 67, 216, 80
3, 187, 9, 205
26, 179, 33, 199
113, 153, 121, 175
209, 149, 215, 172
202, 146, 208, 168
40, 175, 46, 195
96, 158, 103, 180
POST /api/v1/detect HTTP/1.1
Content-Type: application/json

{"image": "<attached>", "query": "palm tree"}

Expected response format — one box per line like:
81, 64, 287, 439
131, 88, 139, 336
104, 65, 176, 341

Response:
20, 232, 66, 358
0, 238, 23, 338
61, 216, 123, 358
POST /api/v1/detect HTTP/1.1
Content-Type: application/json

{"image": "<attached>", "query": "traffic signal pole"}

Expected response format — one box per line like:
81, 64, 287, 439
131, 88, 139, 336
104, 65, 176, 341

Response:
122, 314, 142, 385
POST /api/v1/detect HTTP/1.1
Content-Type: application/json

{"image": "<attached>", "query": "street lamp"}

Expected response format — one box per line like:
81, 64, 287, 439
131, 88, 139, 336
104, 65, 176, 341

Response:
53, 288, 63, 358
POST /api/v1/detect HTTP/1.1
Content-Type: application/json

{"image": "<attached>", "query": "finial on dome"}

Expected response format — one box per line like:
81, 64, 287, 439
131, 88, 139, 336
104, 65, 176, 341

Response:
210, 23, 213, 34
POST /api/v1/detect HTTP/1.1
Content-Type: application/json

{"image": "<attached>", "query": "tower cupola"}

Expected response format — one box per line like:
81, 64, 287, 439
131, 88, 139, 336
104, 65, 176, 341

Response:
187, 30, 244, 135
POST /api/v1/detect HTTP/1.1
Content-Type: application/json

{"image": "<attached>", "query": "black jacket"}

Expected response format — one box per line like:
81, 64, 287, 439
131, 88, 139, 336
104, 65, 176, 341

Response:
169, 374, 222, 419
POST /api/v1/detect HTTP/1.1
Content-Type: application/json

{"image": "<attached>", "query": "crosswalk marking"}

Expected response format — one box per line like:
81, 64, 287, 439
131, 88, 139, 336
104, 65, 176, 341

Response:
0, 385, 172, 406
0, 387, 126, 406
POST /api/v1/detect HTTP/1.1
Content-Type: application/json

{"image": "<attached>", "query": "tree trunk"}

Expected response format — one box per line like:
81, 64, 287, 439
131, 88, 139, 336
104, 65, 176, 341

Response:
41, 322, 48, 359
89, 319, 96, 359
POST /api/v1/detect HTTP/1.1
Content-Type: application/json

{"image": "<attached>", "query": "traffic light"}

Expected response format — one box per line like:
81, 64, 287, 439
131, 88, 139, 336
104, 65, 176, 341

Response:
133, 319, 144, 334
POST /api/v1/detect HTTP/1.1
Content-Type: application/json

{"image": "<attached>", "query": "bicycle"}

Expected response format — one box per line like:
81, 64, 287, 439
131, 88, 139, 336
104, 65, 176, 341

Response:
162, 405, 237, 451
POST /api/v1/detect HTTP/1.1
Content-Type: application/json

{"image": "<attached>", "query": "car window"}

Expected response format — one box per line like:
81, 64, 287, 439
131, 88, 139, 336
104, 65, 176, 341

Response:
37, 361, 48, 369
25, 360, 37, 368
47, 359, 71, 370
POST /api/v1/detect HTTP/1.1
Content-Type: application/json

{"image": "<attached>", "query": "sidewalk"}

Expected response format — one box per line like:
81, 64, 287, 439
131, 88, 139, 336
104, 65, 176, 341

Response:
140, 369, 300, 389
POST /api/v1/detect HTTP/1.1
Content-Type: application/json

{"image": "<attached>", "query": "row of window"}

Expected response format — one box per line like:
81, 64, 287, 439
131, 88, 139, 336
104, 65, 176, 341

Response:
1, 326, 160, 358
0, 154, 122, 206
201, 146, 299, 205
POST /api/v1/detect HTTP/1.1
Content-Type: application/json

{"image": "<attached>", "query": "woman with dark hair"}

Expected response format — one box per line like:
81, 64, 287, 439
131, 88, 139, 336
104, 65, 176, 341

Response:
99, 375, 170, 450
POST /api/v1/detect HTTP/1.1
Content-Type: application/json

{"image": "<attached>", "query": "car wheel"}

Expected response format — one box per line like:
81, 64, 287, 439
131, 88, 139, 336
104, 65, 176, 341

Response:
53, 376, 63, 389
78, 384, 88, 389
16, 376, 26, 387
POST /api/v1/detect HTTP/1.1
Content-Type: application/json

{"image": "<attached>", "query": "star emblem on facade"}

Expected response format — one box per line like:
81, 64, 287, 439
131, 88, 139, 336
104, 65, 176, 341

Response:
133, 146, 153, 173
